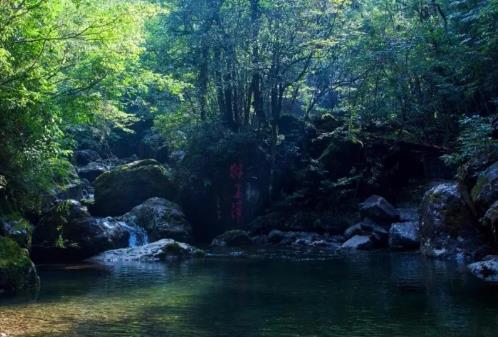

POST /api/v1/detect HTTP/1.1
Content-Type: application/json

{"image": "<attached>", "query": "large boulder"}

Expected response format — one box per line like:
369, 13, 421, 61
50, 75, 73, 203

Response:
471, 161, 498, 212
389, 222, 419, 250
211, 230, 252, 247
468, 256, 498, 283
120, 198, 192, 242
32, 200, 130, 262
92, 159, 176, 216
90, 239, 204, 263
359, 195, 400, 224
482, 200, 498, 244
180, 129, 271, 242
0, 236, 39, 295
419, 183, 483, 259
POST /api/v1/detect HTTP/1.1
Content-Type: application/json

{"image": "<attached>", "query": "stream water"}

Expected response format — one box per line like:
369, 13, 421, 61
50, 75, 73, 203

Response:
1, 250, 498, 337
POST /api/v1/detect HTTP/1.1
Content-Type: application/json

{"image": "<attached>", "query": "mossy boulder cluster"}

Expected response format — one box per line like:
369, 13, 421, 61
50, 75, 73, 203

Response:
92, 159, 176, 216
0, 236, 39, 295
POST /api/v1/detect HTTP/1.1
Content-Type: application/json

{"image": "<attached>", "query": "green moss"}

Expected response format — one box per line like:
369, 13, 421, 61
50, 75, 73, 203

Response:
0, 236, 39, 294
0, 236, 30, 268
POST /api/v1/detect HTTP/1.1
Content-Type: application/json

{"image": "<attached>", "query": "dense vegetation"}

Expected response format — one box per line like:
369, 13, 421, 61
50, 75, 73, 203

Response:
0, 0, 497, 277
1, 0, 496, 215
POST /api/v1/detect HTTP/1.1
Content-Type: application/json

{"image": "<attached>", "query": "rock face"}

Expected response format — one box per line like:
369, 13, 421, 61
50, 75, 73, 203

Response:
32, 200, 130, 262
120, 198, 192, 242
359, 195, 400, 224
0, 216, 32, 249
180, 132, 272, 242
482, 200, 498, 243
90, 239, 204, 262
78, 162, 108, 182
74, 149, 101, 166
0, 236, 39, 295
341, 235, 375, 250
92, 159, 176, 216
389, 222, 419, 250
468, 256, 498, 283
471, 161, 498, 212
211, 230, 252, 247
419, 183, 482, 259
55, 179, 94, 202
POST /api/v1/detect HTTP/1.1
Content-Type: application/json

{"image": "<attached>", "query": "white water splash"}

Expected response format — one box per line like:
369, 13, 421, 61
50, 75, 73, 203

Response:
120, 222, 149, 247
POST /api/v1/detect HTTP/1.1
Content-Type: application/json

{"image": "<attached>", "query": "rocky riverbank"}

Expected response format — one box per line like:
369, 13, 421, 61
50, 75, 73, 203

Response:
2, 116, 498, 295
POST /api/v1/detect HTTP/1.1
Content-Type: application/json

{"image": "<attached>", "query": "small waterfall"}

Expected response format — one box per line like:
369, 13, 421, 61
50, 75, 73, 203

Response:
120, 222, 149, 247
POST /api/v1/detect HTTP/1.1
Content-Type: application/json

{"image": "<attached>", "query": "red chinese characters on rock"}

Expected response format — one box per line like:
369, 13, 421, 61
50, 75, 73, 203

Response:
229, 163, 244, 224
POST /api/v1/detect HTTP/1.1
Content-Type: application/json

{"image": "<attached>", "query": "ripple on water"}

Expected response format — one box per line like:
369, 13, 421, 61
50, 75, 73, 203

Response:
1, 251, 498, 337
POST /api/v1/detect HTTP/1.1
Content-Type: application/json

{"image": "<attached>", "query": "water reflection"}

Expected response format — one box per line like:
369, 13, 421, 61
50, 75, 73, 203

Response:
1, 251, 498, 337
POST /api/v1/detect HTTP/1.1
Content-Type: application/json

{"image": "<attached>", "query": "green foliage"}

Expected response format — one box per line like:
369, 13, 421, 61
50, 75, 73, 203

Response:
0, 236, 30, 269
0, 0, 160, 212
442, 116, 498, 165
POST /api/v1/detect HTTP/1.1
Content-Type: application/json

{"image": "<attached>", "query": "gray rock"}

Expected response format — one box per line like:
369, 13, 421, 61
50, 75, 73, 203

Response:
468, 256, 498, 283
341, 235, 375, 250
121, 198, 192, 242
344, 219, 389, 243
359, 195, 400, 224
92, 159, 176, 216
398, 208, 419, 222
0, 217, 32, 249
56, 179, 94, 201
0, 236, 40, 295
78, 162, 108, 182
90, 239, 204, 262
482, 200, 498, 243
33, 200, 130, 261
389, 222, 419, 250
471, 161, 498, 212
419, 182, 483, 260
211, 230, 252, 247
74, 149, 101, 166
267, 229, 286, 244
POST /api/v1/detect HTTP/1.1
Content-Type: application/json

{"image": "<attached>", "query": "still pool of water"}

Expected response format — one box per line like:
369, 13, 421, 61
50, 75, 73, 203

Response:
1, 251, 498, 337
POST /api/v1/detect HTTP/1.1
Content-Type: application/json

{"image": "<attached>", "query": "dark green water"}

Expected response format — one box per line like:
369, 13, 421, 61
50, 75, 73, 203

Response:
1, 251, 498, 337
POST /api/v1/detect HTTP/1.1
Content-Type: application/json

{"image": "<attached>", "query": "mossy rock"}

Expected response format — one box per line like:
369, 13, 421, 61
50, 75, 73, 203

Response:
471, 161, 498, 213
121, 197, 192, 242
0, 236, 39, 295
92, 159, 176, 216
211, 230, 252, 247
0, 215, 32, 249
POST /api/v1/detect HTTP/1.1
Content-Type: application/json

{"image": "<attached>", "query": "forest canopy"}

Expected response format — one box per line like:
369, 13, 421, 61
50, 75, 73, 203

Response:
1, 0, 497, 212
